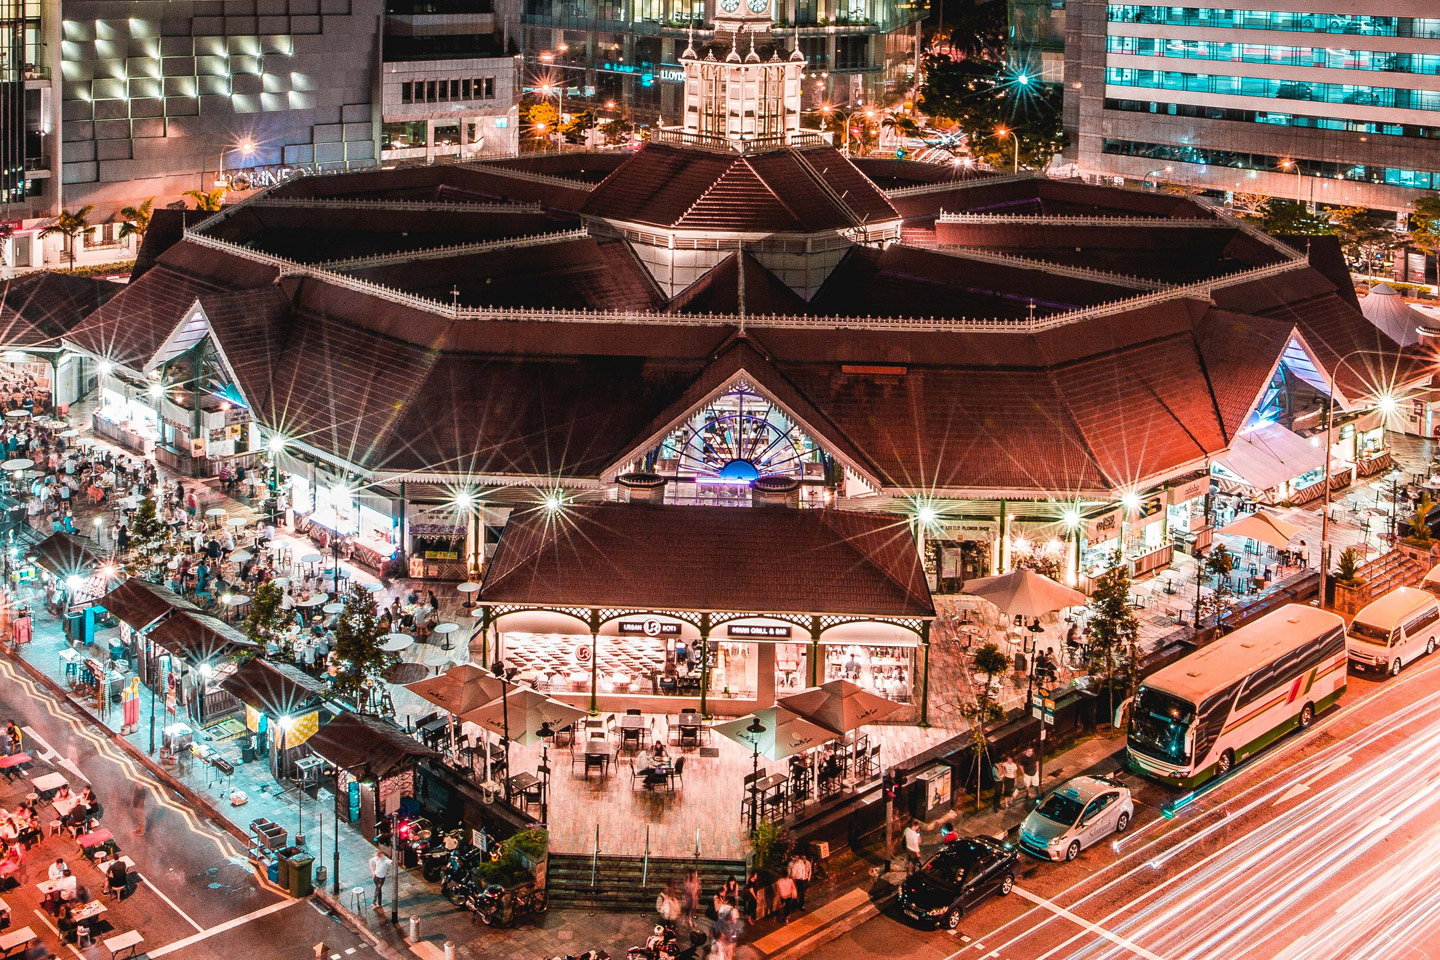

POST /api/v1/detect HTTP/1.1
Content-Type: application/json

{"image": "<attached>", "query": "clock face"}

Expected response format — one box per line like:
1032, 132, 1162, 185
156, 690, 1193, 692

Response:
719, 0, 739, 10
746, 0, 768, 11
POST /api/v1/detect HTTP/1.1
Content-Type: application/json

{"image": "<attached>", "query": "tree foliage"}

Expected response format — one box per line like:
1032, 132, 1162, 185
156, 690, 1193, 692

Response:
1330, 206, 1400, 275
117, 198, 154, 242
242, 580, 290, 662
127, 496, 170, 570
1245, 199, 1334, 236
331, 582, 386, 707
1409, 195, 1440, 279
916, 54, 1064, 171
960, 641, 1009, 808
40, 206, 94, 272
183, 188, 226, 212
522, 101, 559, 143
1086, 551, 1140, 717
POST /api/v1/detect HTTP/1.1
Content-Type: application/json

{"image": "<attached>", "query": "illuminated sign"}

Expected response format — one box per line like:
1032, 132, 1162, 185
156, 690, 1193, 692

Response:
618, 619, 680, 636
727, 624, 791, 638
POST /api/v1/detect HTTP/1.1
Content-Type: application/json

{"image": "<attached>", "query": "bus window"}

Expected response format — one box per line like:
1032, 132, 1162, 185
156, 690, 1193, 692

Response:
1129, 688, 1195, 764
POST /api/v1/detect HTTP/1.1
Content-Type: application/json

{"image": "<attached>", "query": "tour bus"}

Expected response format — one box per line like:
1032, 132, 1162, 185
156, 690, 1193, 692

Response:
1126, 604, 1347, 788
1346, 586, 1440, 676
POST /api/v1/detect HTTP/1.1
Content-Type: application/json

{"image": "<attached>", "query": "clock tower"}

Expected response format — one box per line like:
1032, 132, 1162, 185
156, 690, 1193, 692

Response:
676, 0, 806, 145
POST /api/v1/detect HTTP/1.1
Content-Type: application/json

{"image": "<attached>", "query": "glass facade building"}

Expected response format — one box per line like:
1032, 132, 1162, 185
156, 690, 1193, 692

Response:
1063, 1, 1440, 213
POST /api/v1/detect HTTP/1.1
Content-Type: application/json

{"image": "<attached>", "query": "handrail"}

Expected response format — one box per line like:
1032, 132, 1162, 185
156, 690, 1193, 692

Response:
936, 211, 1230, 227
468, 160, 598, 191
317, 229, 591, 271
247, 197, 544, 214
924, 244, 1165, 291
884, 172, 1034, 198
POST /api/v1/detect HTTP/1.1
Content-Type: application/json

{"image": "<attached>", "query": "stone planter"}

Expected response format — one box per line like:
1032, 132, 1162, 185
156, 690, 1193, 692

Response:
1333, 580, 1367, 618
1396, 540, 1440, 568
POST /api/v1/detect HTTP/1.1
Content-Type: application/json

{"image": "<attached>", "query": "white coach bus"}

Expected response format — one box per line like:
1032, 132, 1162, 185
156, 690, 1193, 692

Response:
1126, 604, 1347, 789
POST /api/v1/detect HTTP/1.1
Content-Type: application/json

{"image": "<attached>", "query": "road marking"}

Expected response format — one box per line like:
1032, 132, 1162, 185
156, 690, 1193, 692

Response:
138, 873, 204, 931
1274, 755, 1351, 805
147, 898, 298, 957
1013, 887, 1168, 960
31, 908, 86, 959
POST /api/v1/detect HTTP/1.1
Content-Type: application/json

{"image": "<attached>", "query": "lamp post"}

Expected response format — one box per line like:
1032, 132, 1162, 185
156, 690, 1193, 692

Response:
745, 717, 765, 834
1280, 159, 1303, 205
821, 104, 868, 155
1387, 468, 1405, 539
492, 661, 516, 802
995, 127, 1019, 175
537, 722, 553, 824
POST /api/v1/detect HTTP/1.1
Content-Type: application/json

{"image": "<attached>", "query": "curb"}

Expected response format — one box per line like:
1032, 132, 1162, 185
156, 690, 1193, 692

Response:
4, 644, 410, 960
766, 891, 896, 960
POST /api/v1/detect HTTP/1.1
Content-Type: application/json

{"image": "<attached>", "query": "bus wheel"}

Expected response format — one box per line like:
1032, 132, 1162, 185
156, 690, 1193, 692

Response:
1216, 750, 1234, 777
1427, 637, 1436, 656
1390, 658, 1402, 677
1298, 703, 1314, 729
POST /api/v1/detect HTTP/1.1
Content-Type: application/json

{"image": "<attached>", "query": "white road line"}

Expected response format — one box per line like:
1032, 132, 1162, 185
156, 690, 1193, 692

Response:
31, 908, 85, 959
147, 898, 298, 958
139, 874, 204, 931
1014, 887, 1169, 960
1274, 755, 1352, 806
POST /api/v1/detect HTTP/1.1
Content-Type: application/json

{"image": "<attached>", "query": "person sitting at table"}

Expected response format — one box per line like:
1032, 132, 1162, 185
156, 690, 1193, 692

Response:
819, 752, 841, 787
650, 740, 668, 762
57, 869, 77, 903
4, 720, 20, 755
53, 785, 71, 804
105, 857, 127, 898
47, 857, 66, 882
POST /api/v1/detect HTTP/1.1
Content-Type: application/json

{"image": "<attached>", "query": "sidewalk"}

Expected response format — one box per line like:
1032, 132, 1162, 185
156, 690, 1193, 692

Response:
742, 731, 1127, 960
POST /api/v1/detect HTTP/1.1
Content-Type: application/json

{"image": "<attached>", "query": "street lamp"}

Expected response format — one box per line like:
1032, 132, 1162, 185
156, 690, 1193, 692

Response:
491, 661, 517, 802
1386, 467, 1404, 539
995, 127, 1019, 175
821, 104, 868, 155
536, 722, 554, 824
745, 717, 766, 833
1280, 159, 1303, 205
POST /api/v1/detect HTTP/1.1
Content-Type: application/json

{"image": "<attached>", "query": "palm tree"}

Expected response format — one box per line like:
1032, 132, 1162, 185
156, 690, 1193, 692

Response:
182, 188, 225, 212
880, 112, 919, 146
117, 198, 154, 246
40, 206, 94, 272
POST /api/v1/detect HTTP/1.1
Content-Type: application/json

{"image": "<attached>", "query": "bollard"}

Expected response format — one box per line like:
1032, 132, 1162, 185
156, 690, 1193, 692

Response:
314, 944, 326, 960
408, 916, 420, 943
444, 941, 455, 960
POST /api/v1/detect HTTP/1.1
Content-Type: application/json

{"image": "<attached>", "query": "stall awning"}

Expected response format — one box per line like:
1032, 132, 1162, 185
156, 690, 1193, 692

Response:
148, 611, 256, 663
1217, 424, 1325, 493
31, 532, 103, 578
307, 712, 439, 780
218, 657, 324, 717
97, 578, 196, 633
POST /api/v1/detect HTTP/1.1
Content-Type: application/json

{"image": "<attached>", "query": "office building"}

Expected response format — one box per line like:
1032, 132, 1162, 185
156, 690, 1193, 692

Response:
1064, 2, 1440, 214
1008, 0, 1065, 84
521, 0, 926, 124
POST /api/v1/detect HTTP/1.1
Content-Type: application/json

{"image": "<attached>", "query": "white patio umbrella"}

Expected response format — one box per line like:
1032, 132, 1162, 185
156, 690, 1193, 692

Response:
713, 706, 833, 761
458, 687, 587, 746
779, 679, 903, 735
1217, 510, 1302, 551
404, 662, 507, 715
960, 568, 1085, 618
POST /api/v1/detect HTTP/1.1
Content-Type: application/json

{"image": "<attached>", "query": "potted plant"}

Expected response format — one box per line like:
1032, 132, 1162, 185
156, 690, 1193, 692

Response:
1332, 546, 1368, 616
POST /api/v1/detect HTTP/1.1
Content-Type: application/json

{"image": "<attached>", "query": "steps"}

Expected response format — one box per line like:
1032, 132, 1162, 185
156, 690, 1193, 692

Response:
546, 853, 746, 911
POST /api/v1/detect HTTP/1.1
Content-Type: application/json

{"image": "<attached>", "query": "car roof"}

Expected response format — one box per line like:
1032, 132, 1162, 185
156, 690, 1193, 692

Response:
1052, 775, 1124, 803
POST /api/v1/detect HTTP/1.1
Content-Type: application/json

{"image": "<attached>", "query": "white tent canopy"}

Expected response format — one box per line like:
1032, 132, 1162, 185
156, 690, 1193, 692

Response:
1217, 510, 1303, 551
960, 569, 1086, 618
1216, 423, 1325, 494
1359, 283, 1440, 348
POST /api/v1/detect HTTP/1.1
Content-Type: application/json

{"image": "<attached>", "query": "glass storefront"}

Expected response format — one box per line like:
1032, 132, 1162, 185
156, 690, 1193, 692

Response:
824, 643, 913, 702
498, 630, 759, 701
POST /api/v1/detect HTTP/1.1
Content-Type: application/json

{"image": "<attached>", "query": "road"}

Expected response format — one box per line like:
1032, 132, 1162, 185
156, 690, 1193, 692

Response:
809, 655, 1440, 960
0, 655, 373, 960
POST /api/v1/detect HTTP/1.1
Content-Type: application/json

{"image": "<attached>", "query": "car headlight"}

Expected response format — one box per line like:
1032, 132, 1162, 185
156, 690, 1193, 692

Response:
927, 905, 949, 917
1048, 837, 1063, 849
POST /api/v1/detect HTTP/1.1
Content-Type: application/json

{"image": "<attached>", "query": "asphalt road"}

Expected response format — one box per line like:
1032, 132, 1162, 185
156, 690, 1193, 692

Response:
808, 655, 1440, 960
0, 655, 373, 960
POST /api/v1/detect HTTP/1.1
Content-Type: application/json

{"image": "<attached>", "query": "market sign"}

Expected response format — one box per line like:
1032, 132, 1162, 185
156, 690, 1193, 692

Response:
727, 624, 791, 638
1085, 509, 1122, 542
1168, 475, 1210, 505
618, 618, 680, 637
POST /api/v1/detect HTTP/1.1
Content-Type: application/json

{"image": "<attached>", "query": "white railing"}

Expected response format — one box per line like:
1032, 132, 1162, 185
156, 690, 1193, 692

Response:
923, 244, 1165, 291
316, 229, 591, 271
884, 173, 1034, 198
935, 211, 1230, 228
247, 197, 544, 214
468, 161, 599, 191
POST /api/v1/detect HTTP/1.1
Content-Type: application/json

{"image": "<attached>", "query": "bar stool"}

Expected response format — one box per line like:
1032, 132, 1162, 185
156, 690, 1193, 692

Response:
351, 887, 368, 912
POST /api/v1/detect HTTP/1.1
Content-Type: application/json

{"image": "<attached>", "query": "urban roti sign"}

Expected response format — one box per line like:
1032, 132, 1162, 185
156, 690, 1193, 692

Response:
618, 618, 680, 637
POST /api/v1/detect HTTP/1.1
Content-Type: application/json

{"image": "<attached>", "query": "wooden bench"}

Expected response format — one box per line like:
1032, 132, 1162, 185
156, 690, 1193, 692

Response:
0, 925, 36, 958
103, 930, 143, 959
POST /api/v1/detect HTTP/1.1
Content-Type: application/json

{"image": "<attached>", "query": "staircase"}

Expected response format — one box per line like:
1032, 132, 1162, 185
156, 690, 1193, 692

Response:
547, 853, 746, 911
1335, 549, 1427, 616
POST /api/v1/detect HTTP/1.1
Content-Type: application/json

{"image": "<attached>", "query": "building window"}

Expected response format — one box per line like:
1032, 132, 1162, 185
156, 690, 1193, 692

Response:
1104, 67, 1440, 113
401, 82, 414, 104
1099, 138, 1440, 190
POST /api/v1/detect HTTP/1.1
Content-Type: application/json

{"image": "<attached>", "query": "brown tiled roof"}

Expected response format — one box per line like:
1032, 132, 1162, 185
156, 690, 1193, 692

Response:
582, 143, 899, 232
148, 611, 256, 663
32, 532, 104, 577
219, 657, 327, 716
63, 263, 217, 370
480, 502, 933, 618
308, 712, 439, 778
97, 578, 196, 632
0, 274, 120, 349
1194, 309, 1296, 439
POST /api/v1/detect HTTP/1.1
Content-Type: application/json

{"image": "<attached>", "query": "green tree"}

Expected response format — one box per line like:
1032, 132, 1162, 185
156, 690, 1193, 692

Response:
560, 108, 593, 144
127, 496, 170, 572
1247, 199, 1334, 236
1199, 543, 1237, 628
1335, 546, 1364, 587
961, 641, 1009, 808
331, 582, 386, 708
1086, 551, 1140, 722
880, 111, 920, 146
1409, 195, 1440, 285
242, 580, 290, 662
1406, 492, 1436, 547
916, 55, 1065, 171
40, 206, 94, 272
117, 198, 155, 244
182, 188, 226, 212
597, 117, 633, 145
1330, 206, 1399, 275
522, 101, 559, 147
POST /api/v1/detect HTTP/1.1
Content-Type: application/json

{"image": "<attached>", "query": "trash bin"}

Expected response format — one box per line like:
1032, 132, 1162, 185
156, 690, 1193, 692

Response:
286, 853, 315, 897
266, 860, 280, 884
276, 846, 299, 889
912, 763, 953, 821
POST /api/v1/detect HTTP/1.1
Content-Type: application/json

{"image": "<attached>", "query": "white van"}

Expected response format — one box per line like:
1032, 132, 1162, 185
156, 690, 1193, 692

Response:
1347, 586, 1440, 676
1421, 564, 1440, 601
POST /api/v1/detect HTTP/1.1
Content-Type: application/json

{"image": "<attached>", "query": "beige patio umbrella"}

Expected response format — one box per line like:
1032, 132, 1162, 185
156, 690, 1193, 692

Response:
779, 679, 903, 735
960, 568, 1085, 618
714, 706, 834, 761
459, 688, 587, 746
1217, 510, 1302, 551
404, 662, 506, 715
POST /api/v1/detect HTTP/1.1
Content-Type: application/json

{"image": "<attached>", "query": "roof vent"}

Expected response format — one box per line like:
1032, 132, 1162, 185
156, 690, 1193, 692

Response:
617, 472, 667, 503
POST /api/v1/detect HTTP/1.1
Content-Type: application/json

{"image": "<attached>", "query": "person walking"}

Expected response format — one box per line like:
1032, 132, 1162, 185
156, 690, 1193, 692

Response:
902, 820, 923, 873
368, 850, 391, 911
775, 872, 798, 922
994, 756, 1019, 808
786, 852, 812, 909
682, 868, 700, 930
1019, 749, 1040, 801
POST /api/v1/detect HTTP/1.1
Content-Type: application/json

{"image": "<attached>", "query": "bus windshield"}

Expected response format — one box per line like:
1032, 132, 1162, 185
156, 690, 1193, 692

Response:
1129, 688, 1195, 765
1349, 621, 1393, 646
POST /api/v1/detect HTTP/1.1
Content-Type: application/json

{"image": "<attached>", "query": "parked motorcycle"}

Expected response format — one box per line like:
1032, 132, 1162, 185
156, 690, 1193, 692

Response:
423, 828, 469, 882
627, 926, 705, 960
470, 882, 548, 927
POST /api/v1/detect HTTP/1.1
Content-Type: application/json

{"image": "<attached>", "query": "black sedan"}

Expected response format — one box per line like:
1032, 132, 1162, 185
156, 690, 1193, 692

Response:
897, 836, 1018, 930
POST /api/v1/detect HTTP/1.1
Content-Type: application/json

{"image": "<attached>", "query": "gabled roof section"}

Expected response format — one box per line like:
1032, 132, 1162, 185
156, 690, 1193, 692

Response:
1193, 308, 1297, 440
604, 337, 884, 489
667, 253, 808, 315
0, 273, 119, 349
480, 502, 933, 618
582, 142, 899, 233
